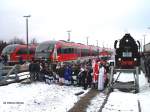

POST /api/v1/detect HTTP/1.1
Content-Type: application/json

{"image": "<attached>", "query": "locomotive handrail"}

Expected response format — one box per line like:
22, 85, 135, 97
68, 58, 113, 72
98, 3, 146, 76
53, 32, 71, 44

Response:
114, 40, 118, 49
137, 40, 141, 51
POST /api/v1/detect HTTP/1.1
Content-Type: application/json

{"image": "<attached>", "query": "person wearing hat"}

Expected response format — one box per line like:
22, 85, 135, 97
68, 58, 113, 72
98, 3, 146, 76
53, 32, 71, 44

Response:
0, 58, 4, 80
98, 63, 105, 91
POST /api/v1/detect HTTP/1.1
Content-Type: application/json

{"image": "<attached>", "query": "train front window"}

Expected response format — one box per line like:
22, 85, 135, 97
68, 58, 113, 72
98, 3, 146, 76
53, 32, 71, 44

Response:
36, 42, 55, 52
122, 52, 132, 57
2, 45, 17, 55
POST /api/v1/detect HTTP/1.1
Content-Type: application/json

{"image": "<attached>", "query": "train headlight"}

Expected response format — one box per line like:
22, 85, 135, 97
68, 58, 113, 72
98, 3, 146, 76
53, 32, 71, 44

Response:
134, 58, 137, 61
126, 39, 129, 42
118, 58, 121, 61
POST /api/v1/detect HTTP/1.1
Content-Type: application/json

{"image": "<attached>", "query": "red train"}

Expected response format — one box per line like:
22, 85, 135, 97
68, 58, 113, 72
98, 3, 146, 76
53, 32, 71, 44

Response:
35, 40, 101, 62
1, 44, 36, 64
99, 50, 112, 61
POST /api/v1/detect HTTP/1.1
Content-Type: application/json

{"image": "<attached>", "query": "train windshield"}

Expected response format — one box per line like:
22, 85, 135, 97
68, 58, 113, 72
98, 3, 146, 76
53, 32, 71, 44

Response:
36, 41, 55, 52
122, 52, 132, 57
2, 44, 17, 55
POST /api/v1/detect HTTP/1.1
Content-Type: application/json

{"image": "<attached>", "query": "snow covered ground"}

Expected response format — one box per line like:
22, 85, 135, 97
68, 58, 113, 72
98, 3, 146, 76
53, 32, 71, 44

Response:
87, 71, 150, 112
0, 71, 150, 112
0, 76, 89, 112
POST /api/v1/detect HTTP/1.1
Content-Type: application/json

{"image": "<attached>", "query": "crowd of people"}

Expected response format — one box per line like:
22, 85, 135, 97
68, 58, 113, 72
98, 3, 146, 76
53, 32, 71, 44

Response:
29, 58, 110, 91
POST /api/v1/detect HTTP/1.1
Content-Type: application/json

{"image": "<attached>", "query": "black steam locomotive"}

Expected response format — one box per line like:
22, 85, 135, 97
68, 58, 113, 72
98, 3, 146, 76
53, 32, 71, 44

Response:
114, 33, 141, 69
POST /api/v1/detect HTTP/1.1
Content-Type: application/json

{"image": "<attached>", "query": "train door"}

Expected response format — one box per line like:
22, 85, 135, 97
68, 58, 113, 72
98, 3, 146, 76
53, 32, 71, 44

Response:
52, 44, 58, 61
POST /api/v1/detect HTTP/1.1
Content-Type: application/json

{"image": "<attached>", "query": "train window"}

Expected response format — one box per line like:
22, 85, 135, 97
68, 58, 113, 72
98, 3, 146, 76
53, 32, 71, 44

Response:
64, 49, 67, 54
36, 42, 54, 52
16, 48, 27, 54
48, 44, 54, 50
62, 48, 68, 54
81, 49, 89, 56
61, 48, 64, 54
74, 48, 77, 54
77, 48, 80, 55
122, 52, 132, 57
68, 48, 74, 54
2, 45, 17, 54
61, 48, 74, 54
68, 48, 71, 53
29, 48, 35, 54
57, 48, 61, 54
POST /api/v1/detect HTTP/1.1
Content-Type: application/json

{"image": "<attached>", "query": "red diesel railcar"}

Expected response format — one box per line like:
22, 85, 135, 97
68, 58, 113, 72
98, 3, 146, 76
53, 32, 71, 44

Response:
35, 40, 100, 62
1, 44, 36, 64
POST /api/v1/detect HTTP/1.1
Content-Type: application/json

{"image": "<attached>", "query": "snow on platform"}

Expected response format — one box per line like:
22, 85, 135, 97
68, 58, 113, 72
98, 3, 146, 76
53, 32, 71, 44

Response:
0, 81, 89, 112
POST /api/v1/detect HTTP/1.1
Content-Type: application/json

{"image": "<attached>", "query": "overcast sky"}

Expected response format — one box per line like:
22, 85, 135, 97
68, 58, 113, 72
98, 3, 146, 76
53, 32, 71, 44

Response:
0, 0, 150, 48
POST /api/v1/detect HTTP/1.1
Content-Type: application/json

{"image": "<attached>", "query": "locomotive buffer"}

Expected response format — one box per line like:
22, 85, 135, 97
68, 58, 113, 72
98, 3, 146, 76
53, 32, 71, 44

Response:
108, 66, 140, 93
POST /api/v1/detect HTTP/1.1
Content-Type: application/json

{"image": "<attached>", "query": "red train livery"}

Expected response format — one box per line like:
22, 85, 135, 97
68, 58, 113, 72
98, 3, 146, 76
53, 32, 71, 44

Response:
35, 40, 101, 62
1, 44, 36, 64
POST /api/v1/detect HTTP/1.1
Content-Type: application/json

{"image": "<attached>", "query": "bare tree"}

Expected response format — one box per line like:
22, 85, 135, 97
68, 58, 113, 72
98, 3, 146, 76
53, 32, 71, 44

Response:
8, 37, 25, 44
0, 40, 8, 54
30, 38, 38, 44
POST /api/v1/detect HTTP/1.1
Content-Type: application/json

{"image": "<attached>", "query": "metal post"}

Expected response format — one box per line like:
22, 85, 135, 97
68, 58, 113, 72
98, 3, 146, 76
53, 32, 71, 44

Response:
140, 39, 142, 52
136, 67, 139, 93
67, 30, 71, 42
23, 15, 31, 62
96, 40, 99, 56
86, 37, 89, 45
143, 34, 146, 52
109, 66, 114, 88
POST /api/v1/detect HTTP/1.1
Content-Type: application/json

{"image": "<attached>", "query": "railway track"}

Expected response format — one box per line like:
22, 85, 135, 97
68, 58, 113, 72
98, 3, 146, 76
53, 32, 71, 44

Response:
87, 88, 142, 112
98, 88, 111, 112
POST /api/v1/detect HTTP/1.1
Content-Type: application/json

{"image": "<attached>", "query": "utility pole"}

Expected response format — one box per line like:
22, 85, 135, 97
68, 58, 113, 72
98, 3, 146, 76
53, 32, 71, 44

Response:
96, 40, 98, 47
96, 40, 99, 56
67, 30, 71, 42
86, 37, 89, 45
23, 15, 31, 62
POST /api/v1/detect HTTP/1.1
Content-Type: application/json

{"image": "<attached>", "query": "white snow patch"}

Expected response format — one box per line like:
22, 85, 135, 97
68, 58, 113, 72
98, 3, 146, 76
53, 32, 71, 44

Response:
0, 81, 88, 112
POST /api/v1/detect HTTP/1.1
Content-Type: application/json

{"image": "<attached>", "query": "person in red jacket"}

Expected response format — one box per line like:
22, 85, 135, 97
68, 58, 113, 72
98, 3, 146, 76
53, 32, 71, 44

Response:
93, 60, 99, 88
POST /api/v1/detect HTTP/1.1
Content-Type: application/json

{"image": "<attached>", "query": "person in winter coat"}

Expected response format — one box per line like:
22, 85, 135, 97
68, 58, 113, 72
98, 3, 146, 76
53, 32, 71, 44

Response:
2, 54, 8, 65
0, 58, 4, 80
82, 67, 88, 90
144, 57, 149, 79
29, 60, 40, 82
93, 60, 99, 88
57, 64, 65, 85
64, 65, 72, 85
29, 60, 34, 82
77, 66, 84, 87
146, 57, 150, 83
98, 63, 106, 91
19, 56, 24, 65
86, 66, 93, 88
71, 64, 80, 85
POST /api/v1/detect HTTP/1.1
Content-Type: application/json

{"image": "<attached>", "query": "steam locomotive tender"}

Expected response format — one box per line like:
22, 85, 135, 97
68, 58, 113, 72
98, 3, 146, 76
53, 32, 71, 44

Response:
114, 33, 140, 69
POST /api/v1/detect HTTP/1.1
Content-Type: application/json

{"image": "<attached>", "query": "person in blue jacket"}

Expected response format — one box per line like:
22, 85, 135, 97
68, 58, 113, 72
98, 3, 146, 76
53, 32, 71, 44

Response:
64, 64, 72, 85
